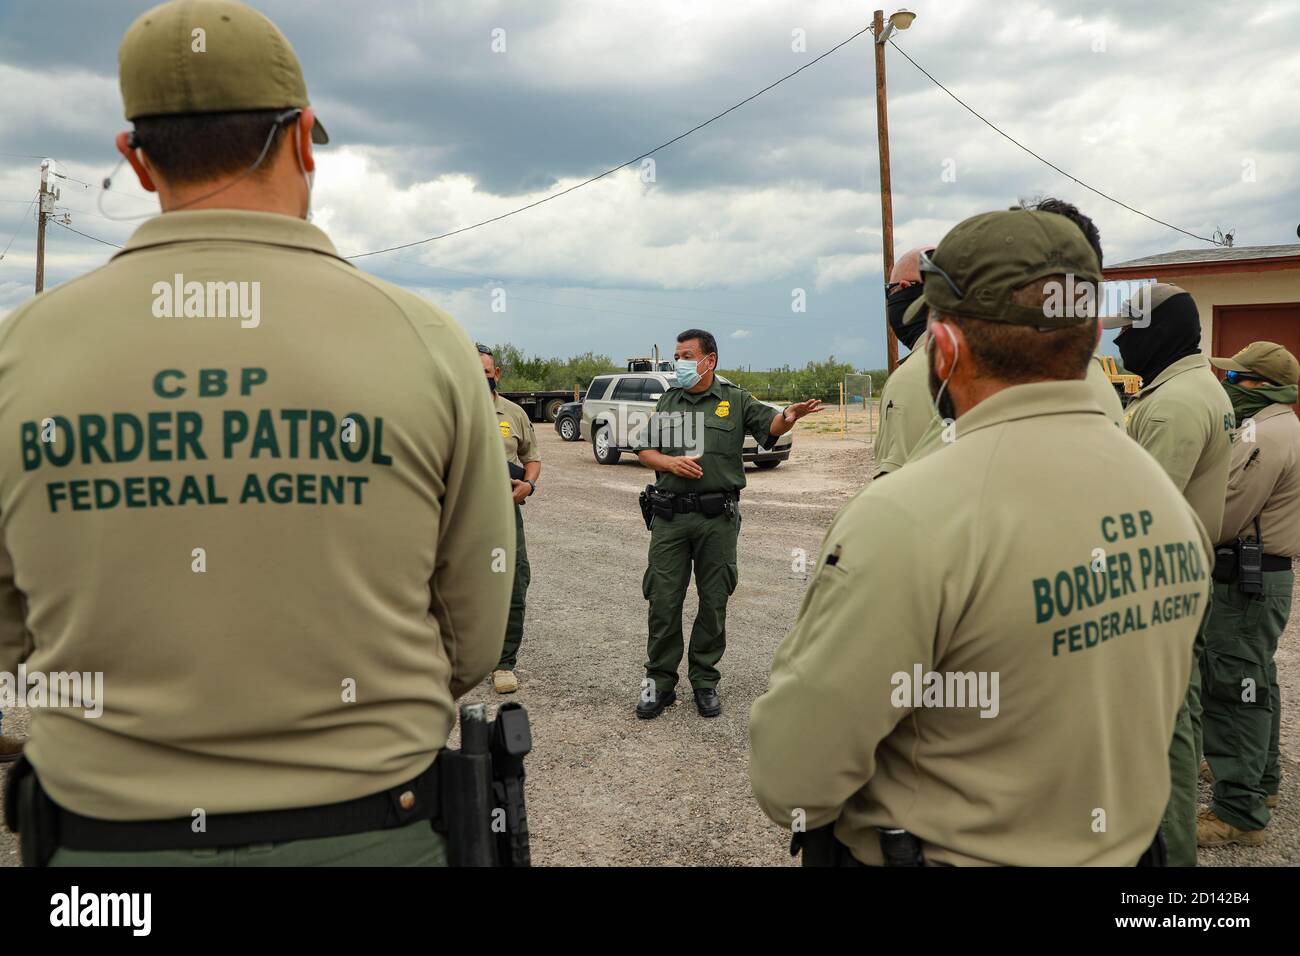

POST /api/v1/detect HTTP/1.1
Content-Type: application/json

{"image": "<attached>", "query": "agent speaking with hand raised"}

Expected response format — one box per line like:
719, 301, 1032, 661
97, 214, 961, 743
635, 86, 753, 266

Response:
633, 329, 820, 720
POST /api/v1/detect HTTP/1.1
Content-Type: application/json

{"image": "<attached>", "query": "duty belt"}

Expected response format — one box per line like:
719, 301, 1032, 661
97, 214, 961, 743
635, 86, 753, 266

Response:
1261, 553, 1293, 572
668, 490, 739, 514
4, 752, 442, 863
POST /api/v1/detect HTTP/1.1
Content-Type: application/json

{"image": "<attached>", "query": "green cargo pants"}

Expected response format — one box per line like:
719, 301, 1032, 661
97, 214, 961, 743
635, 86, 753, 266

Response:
497, 503, 530, 671
643, 509, 740, 692
47, 821, 448, 866
1201, 570, 1291, 832
1162, 613, 1207, 867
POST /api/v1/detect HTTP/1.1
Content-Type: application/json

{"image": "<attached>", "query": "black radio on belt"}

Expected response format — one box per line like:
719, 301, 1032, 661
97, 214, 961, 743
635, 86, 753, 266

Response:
1237, 519, 1264, 595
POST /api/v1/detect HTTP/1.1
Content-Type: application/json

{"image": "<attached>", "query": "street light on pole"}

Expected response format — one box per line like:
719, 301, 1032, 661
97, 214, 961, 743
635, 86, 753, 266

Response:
871, 8, 915, 373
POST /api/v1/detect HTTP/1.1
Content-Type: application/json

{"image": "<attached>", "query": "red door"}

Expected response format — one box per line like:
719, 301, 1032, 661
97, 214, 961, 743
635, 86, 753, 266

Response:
1211, 302, 1300, 415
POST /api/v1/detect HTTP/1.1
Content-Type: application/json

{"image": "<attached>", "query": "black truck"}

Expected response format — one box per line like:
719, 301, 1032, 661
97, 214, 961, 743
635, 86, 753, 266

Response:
496, 389, 585, 423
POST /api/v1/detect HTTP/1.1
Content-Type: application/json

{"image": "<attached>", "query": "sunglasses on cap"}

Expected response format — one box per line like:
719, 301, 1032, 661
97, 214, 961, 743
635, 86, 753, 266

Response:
918, 249, 963, 300
476, 344, 493, 356
1225, 370, 1268, 385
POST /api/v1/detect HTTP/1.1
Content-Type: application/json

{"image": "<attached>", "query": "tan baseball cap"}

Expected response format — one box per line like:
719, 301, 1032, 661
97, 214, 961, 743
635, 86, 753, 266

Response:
119, 0, 329, 144
1210, 342, 1300, 386
1100, 283, 1189, 330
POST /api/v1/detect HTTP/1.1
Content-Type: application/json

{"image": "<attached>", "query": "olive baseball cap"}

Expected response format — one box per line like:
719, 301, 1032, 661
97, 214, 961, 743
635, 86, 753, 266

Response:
119, 0, 329, 144
1100, 283, 1190, 331
1210, 341, 1300, 386
902, 209, 1102, 327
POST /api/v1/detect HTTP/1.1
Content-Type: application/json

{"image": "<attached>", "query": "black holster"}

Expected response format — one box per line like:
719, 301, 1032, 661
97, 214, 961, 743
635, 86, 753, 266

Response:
877, 827, 925, 866
792, 824, 861, 866
638, 486, 655, 530
792, 822, 925, 867
3, 754, 59, 868
1212, 547, 1237, 584
439, 702, 533, 867
644, 485, 675, 524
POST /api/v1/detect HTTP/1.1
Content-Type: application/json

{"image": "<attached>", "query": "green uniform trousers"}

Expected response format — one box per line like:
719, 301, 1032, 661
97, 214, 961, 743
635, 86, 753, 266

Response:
1201, 569, 1291, 832
47, 821, 448, 867
1162, 613, 1207, 867
497, 503, 530, 671
643, 509, 740, 692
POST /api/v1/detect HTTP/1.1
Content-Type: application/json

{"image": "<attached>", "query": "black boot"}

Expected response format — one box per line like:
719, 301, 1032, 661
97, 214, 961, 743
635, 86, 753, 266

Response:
693, 687, 721, 718
636, 689, 676, 720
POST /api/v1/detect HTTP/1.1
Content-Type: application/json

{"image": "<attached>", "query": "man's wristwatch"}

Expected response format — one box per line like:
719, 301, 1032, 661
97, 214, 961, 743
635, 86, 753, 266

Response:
525, 479, 537, 496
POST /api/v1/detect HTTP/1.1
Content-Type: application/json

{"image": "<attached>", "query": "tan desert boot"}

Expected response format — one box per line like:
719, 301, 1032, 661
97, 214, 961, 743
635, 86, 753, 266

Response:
1196, 808, 1264, 847
492, 670, 519, 694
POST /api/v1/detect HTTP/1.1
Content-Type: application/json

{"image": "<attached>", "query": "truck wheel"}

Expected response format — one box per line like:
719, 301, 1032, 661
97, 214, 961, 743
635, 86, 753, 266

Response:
558, 416, 578, 441
593, 424, 621, 465
542, 398, 564, 422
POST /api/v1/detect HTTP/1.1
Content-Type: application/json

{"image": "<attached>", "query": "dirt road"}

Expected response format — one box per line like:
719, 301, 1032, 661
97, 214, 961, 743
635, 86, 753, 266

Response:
3, 418, 1297, 866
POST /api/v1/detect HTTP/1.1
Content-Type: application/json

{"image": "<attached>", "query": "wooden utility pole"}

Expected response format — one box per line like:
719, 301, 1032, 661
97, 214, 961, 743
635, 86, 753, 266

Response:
35, 160, 51, 294
873, 9, 898, 372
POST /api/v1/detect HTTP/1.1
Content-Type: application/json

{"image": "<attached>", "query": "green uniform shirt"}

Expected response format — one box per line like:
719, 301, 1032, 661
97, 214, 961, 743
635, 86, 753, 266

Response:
904, 353, 1127, 466
493, 394, 538, 469
1124, 353, 1235, 543
1220, 403, 1300, 553
0, 209, 515, 820
751, 380, 1210, 866
643, 377, 778, 495
872, 333, 931, 477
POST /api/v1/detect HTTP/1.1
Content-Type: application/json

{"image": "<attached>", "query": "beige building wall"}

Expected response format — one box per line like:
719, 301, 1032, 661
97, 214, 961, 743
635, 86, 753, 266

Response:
1159, 268, 1300, 343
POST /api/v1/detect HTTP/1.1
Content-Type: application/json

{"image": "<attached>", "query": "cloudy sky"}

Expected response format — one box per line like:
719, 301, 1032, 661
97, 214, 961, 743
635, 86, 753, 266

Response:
1, 0, 1297, 370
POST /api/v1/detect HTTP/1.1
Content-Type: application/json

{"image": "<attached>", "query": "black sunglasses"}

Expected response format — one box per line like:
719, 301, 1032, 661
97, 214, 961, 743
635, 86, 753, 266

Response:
476, 344, 493, 356
918, 249, 963, 300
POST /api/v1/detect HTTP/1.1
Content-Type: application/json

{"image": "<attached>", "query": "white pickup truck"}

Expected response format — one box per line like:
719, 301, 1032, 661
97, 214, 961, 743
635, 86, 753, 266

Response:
578, 371, 793, 468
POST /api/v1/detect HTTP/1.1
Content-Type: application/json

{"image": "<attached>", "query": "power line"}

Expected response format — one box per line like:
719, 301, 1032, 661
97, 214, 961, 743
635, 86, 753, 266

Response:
51, 167, 157, 205
346, 22, 875, 260
52, 170, 96, 189
887, 38, 1220, 246
0, 193, 39, 261
51, 218, 124, 248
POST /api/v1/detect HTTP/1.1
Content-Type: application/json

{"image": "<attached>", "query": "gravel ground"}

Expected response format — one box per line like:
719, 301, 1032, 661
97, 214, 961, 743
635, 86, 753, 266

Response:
2, 417, 1296, 866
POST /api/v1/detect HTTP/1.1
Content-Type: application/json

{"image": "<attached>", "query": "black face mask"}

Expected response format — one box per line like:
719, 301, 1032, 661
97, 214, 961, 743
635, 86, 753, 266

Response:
1115, 292, 1201, 382
887, 285, 926, 351
486, 376, 497, 393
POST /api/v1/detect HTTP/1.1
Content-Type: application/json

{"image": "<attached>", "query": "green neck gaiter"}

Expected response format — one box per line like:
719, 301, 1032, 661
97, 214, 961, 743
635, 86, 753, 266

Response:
1225, 381, 1298, 421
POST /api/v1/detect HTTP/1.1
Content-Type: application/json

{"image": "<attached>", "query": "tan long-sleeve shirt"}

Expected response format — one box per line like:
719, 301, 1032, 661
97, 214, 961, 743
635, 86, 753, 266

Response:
0, 209, 514, 820
1219, 403, 1300, 554
1124, 353, 1235, 543
751, 381, 1209, 866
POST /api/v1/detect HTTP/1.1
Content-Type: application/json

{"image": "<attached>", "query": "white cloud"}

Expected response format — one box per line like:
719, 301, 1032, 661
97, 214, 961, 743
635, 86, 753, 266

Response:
318, 151, 879, 291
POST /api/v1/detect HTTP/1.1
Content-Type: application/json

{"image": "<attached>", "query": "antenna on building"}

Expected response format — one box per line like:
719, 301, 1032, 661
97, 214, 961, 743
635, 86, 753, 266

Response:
1211, 228, 1235, 248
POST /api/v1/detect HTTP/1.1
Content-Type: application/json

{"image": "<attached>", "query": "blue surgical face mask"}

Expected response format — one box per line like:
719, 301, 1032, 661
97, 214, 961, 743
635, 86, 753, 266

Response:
674, 359, 701, 388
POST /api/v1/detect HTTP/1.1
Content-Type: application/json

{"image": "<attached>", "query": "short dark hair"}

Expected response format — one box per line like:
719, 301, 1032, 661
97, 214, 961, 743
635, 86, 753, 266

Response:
1021, 197, 1104, 268
133, 109, 296, 186
676, 329, 718, 361
938, 275, 1096, 383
